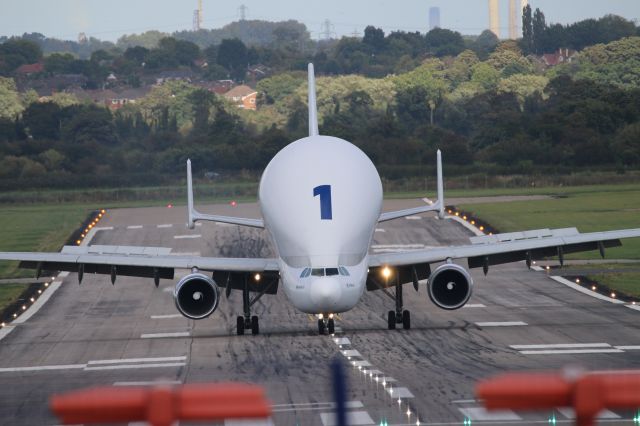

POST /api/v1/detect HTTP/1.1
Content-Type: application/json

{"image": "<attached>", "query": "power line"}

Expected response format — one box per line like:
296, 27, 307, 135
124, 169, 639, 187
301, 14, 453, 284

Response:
238, 4, 248, 21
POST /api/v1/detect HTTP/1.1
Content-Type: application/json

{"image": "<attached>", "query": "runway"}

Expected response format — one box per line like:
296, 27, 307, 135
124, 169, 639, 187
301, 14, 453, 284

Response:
0, 200, 638, 425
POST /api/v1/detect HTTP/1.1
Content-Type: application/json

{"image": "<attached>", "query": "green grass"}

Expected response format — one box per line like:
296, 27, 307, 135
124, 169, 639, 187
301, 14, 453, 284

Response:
459, 187, 640, 260
587, 273, 640, 298
0, 284, 29, 311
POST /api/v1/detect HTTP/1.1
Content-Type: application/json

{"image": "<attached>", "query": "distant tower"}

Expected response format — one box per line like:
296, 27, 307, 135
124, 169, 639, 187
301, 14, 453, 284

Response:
192, 0, 203, 31
429, 7, 441, 30
320, 19, 335, 40
238, 4, 248, 21
489, 0, 500, 38
509, 0, 518, 39
78, 32, 88, 44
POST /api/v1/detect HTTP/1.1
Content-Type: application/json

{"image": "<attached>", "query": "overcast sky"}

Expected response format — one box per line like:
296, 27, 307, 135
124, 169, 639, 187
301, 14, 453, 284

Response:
1, 0, 638, 42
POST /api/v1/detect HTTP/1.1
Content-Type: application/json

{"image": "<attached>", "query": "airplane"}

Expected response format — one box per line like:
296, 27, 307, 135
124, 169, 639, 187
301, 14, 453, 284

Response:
1, 64, 639, 336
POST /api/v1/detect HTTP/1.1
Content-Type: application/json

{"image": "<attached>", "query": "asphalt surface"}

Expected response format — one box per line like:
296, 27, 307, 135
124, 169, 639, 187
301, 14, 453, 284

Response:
0, 200, 638, 426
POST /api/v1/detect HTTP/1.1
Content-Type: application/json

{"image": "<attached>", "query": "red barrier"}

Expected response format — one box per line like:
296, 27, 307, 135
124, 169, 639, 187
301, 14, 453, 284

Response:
476, 371, 640, 426
51, 383, 271, 426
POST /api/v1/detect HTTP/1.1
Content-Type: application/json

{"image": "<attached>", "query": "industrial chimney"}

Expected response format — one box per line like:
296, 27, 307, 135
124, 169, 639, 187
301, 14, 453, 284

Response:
489, 0, 500, 38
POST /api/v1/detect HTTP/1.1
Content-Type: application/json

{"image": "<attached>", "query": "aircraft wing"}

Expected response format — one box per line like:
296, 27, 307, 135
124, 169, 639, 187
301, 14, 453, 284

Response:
0, 245, 279, 283
369, 227, 640, 271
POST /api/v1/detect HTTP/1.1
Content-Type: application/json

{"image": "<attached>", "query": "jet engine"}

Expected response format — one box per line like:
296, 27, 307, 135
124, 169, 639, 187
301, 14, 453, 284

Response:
173, 272, 220, 319
427, 263, 473, 310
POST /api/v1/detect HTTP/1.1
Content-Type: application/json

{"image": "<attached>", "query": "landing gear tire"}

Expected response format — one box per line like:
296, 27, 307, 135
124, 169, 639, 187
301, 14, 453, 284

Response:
251, 315, 259, 335
402, 310, 411, 330
318, 319, 326, 335
327, 318, 335, 334
236, 316, 245, 335
387, 311, 396, 330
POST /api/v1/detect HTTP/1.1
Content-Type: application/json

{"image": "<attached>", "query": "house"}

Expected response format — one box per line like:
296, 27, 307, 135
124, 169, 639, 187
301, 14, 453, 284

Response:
542, 48, 577, 67
155, 69, 195, 85
16, 62, 44, 76
223, 85, 258, 111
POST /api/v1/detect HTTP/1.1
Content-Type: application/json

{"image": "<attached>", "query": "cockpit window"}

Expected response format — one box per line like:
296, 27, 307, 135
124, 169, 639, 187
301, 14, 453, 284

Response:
300, 268, 311, 278
311, 268, 325, 277
325, 268, 339, 276
339, 266, 350, 276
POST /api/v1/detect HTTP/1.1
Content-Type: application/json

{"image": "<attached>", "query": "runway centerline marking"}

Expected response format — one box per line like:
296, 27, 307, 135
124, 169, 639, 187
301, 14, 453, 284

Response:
157, 224, 173, 228
405, 216, 422, 220
126, 225, 143, 229
510, 343, 611, 349
114, 380, 182, 386
476, 321, 528, 327
174, 234, 202, 239
462, 303, 486, 308
519, 349, 624, 355
88, 356, 186, 365
151, 314, 183, 319
84, 362, 186, 371
614, 345, 640, 350
141, 331, 191, 339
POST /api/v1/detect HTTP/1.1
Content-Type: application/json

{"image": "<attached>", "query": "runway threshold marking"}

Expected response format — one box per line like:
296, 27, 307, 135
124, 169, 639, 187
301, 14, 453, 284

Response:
556, 407, 620, 420
510, 343, 610, 349
614, 345, 640, 350
475, 321, 527, 327
140, 331, 191, 339
174, 234, 202, 239
519, 349, 624, 355
319, 410, 374, 426
272, 401, 364, 413
459, 407, 521, 422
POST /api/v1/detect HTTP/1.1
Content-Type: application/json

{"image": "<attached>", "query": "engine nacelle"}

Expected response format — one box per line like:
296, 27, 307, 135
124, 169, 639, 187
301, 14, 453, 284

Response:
173, 272, 220, 319
427, 263, 473, 310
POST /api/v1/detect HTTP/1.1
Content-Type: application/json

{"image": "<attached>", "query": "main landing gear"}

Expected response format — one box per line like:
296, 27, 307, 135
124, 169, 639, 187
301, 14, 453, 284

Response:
317, 314, 335, 335
236, 276, 262, 336
387, 277, 411, 330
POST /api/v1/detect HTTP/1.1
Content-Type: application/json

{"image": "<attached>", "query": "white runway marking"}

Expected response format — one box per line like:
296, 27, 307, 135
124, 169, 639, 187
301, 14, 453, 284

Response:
462, 303, 486, 308
157, 224, 173, 228
459, 407, 521, 421
451, 399, 478, 404
13, 281, 62, 324
342, 350, 361, 357
371, 244, 426, 249
140, 331, 191, 339
169, 251, 201, 256
387, 386, 414, 398
476, 321, 528, 327
84, 362, 186, 371
614, 345, 640, 350
0, 326, 16, 342
225, 420, 274, 426
163, 287, 174, 293
94, 226, 114, 231
334, 337, 351, 345
88, 356, 186, 365
351, 360, 372, 367
0, 364, 85, 373
519, 349, 624, 355
272, 401, 363, 413
626, 304, 640, 311
374, 228, 386, 232
195, 222, 203, 227
550, 276, 625, 304
320, 410, 374, 426
557, 407, 620, 419
114, 380, 182, 386
174, 234, 202, 239
151, 314, 183, 319
510, 343, 611, 350
126, 225, 143, 229
405, 216, 422, 220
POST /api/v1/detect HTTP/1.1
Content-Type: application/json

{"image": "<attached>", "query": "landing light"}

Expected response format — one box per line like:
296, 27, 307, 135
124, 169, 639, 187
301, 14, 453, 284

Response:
254, 273, 261, 282
230, 201, 237, 207
611, 292, 616, 298
318, 313, 324, 320
22, 305, 26, 310
382, 267, 392, 279
479, 226, 484, 231
576, 278, 580, 284
328, 313, 334, 319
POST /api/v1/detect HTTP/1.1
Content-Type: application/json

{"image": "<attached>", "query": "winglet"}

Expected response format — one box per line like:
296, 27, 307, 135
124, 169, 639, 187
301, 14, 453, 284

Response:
437, 149, 445, 219
187, 159, 196, 229
308, 63, 319, 136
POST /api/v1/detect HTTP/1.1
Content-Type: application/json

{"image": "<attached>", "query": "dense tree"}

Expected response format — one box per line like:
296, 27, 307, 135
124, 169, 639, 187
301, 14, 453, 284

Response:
424, 28, 465, 57
217, 38, 248, 81
521, 5, 534, 54
22, 102, 62, 139
0, 38, 42, 75
363, 26, 386, 53
0, 78, 23, 119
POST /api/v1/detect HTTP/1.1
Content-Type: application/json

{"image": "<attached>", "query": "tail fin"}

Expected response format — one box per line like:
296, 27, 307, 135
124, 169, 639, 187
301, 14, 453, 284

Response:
436, 149, 445, 219
187, 159, 197, 229
308, 63, 319, 136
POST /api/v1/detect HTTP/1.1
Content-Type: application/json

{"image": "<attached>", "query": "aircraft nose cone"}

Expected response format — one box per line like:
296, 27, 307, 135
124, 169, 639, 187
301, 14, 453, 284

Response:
310, 277, 342, 311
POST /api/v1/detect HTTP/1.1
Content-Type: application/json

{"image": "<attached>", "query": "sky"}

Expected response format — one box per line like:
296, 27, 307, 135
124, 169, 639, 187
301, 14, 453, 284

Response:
1, 0, 638, 42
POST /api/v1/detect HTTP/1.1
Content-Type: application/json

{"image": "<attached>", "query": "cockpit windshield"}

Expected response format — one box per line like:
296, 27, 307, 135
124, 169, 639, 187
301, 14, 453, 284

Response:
300, 267, 350, 278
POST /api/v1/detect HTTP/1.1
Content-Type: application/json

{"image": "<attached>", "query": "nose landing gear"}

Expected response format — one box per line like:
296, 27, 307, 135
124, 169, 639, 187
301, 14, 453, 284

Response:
386, 275, 411, 330
317, 314, 335, 335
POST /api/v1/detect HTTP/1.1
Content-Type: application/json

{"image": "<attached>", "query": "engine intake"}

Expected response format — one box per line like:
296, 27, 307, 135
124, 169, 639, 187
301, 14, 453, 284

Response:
427, 263, 473, 310
174, 272, 220, 319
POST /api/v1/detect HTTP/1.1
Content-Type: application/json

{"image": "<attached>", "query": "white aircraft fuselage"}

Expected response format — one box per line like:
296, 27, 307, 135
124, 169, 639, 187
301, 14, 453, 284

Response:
259, 135, 382, 314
